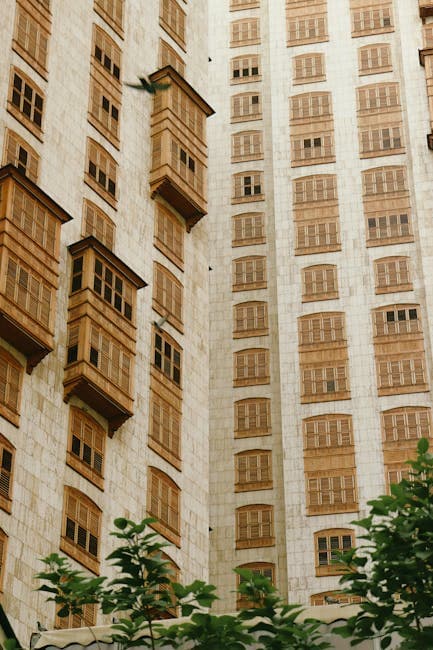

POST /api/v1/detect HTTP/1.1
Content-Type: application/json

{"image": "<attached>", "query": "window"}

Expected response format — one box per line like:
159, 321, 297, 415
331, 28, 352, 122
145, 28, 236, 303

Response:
85, 138, 118, 207
382, 407, 431, 444
386, 463, 411, 491
291, 133, 334, 166
374, 257, 411, 293
232, 172, 264, 202
299, 312, 345, 346
233, 256, 266, 291
231, 55, 261, 83
3, 128, 39, 182
5, 256, 53, 329
234, 397, 271, 438
367, 213, 411, 245
169, 85, 205, 140
0, 434, 15, 514
94, 0, 124, 37
286, 16, 328, 46
88, 325, 132, 392
170, 140, 204, 196
360, 125, 403, 157
363, 166, 407, 195
301, 364, 350, 402
159, 39, 185, 76
351, 5, 393, 37
232, 131, 263, 163
373, 305, 421, 338
151, 553, 180, 618
160, 0, 186, 51
233, 301, 268, 338
311, 591, 362, 606
359, 44, 392, 75
302, 265, 338, 301
296, 219, 340, 254
92, 25, 121, 86
61, 487, 101, 574
377, 357, 427, 394
293, 174, 337, 204
148, 467, 181, 547
82, 199, 115, 250
236, 563, 274, 610
290, 93, 332, 121
230, 18, 260, 47
424, 24, 433, 49
13, 4, 49, 77
153, 329, 182, 388
0, 529, 7, 592
55, 603, 97, 629
67, 407, 105, 489
303, 415, 353, 450
233, 348, 270, 387
10, 182, 58, 254
153, 263, 183, 333
235, 450, 272, 491
8, 67, 44, 139
0, 348, 23, 427
149, 389, 181, 468
314, 529, 354, 576
154, 204, 184, 269
230, 0, 260, 10
231, 93, 262, 122
88, 77, 121, 146
236, 504, 274, 549
307, 473, 357, 515
293, 53, 325, 84
357, 83, 399, 112
232, 212, 265, 247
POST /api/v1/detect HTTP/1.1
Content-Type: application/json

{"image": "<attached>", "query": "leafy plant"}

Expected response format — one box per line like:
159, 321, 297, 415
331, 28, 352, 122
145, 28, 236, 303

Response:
336, 438, 433, 649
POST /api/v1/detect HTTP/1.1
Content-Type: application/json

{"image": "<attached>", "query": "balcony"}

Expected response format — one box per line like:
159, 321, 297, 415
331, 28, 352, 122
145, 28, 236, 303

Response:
0, 164, 72, 372
63, 237, 146, 434
149, 65, 214, 231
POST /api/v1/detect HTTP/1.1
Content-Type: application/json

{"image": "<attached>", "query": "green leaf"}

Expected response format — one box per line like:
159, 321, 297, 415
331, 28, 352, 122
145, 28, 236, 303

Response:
418, 438, 429, 454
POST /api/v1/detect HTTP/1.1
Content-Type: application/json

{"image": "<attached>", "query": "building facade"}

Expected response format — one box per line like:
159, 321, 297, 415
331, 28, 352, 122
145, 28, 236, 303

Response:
0, 0, 213, 641
208, 0, 433, 612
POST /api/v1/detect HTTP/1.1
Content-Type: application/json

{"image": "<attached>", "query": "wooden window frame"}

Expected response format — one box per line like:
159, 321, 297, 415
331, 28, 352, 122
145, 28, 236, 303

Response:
12, 2, 50, 79
82, 199, 115, 250
0, 529, 7, 593
234, 397, 271, 438
291, 133, 335, 167
153, 262, 184, 333
366, 212, 412, 246
0, 434, 15, 514
232, 256, 266, 291
55, 603, 97, 629
314, 528, 354, 576
0, 348, 24, 427
351, 5, 393, 38
307, 471, 358, 515
310, 591, 362, 606
293, 173, 337, 204
233, 348, 270, 387
290, 92, 332, 122
66, 407, 105, 489
363, 166, 407, 195
7, 67, 45, 140
286, 15, 328, 47
359, 43, 392, 76
293, 53, 325, 85
232, 130, 264, 163
230, 0, 260, 10
85, 138, 118, 208
233, 301, 268, 338
232, 212, 265, 247
230, 18, 260, 47
159, 39, 185, 77
385, 463, 411, 493
154, 204, 184, 271
88, 76, 121, 148
303, 414, 353, 451
231, 55, 261, 84
373, 304, 422, 338
236, 562, 274, 610
60, 486, 101, 574
295, 218, 341, 254
377, 355, 428, 396
147, 467, 181, 547
235, 449, 272, 492
298, 312, 345, 347
236, 504, 274, 549
92, 24, 122, 89
374, 257, 412, 294
94, 0, 124, 38
301, 362, 350, 403
231, 93, 262, 123
87, 324, 132, 393
160, 0, 186, 51
359, 125, 404, 158
153, 328, 182, 392
2, 128, 40, 182
5, 253, 54, 331
302, 264, 338, 302
232, 171, 264, 204
357, 83, 400, 113
149, 386, 181, 470
382, 407, 431, 445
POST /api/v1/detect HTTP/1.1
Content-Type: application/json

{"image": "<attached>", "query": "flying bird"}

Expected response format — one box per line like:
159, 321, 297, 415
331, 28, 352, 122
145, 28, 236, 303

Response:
125, 74, 170, 94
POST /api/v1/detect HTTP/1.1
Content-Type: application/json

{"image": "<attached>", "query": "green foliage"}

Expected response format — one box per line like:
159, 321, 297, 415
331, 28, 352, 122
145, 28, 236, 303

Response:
336, 438, 433, 649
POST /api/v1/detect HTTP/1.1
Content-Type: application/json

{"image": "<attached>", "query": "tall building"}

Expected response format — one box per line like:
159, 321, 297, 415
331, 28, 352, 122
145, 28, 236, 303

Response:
0, 0, 212, 641
207, 0, 433, 613
1, 0, 433, 643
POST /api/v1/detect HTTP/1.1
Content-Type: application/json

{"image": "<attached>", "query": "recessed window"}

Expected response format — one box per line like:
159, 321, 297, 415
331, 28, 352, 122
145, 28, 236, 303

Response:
233, 256, 266, 291
0, 529, 7, 592
231, 55, 261, 83
160, 0, 186, 50
233, 348, 270, 387
236, 562, 274, 610
67, 408, 105, 489
61, 487, 101, 574
153, 263, 183, 332
159, 39, 185, 76
93, 25, 121, 83
82, 199, 115, 250
13, 4, 49, 77
234, 397, 271, 438
315, 529, 354, 576
0, 434, 15, 514
232, 213, 265, 247
154, 204, 184, 269
8, 68, 44, 139
0, 348, 23, 427
85, 138, 118, 207
236, 504, 274, 549
382, 407, 431, 444
3, 129, 40, 182
293, 53, 325, 84
153, 329, 182, 388
94, 0, 124, 37
235, 450, 272, 491
359, 43, 392, 75
148, 467, 181, 547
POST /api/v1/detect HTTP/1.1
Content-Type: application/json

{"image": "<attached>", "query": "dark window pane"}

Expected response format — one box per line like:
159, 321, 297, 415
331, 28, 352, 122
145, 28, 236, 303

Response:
124, 303, 132, 320
386, 311, 395, 322
155, 334, 162, 350
89, 534, 98, 557
114, 294, 122, 311
24, 84, 32, 100
71, 435, 81, 457
67, 345, 78, 364
189, 158, 195, 172
89, 161, 97, 178
102, 96, 110, 112
35, 94, 43, 110
112, 105, 119, 120
18, 147, 28, 164
409, 309, 418, 320
94, 276, 102, 294
104, 54, 111, 70
113, 64, 120, 79
108, 179, 116, 196
90, 347, 99, 366
71, 275, 82, 292
2, 450, 12, 472
98, 170, 107, 186
115, 277, 122, 292
397, 310, 406, 321
13, 74, 22, 90
104, 286, 112, 302
233, 69, 240, 78
173, 367, 180, 385
105, 268, 112, 284
65, 518, 75, 541
77, 526, 87, 549
95, 259, 103, 275
73, 257, 83, 273
83, 444, 92, 465
95, 45, 102, 61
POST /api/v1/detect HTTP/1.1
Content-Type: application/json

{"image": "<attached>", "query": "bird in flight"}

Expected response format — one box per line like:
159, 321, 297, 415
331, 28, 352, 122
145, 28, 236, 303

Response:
125, 74, 170, 94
